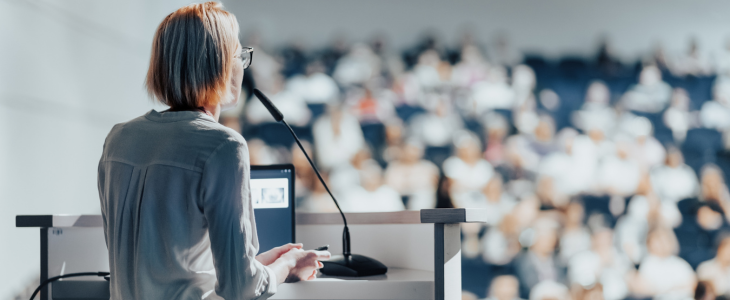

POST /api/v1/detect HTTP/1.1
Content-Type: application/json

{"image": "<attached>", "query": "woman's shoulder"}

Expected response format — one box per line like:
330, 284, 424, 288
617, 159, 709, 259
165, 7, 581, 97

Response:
103, 111, 248, 165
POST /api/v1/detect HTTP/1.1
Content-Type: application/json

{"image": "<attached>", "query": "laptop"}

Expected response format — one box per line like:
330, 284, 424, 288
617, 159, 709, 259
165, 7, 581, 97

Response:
250, 164, 295, 254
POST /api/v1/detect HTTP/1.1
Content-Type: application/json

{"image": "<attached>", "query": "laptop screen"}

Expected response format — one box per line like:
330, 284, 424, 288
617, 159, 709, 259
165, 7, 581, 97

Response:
250, 164, 295, 254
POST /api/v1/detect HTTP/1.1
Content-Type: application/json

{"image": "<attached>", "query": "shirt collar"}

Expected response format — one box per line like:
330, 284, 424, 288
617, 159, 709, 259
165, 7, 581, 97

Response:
144, 109, 216, 123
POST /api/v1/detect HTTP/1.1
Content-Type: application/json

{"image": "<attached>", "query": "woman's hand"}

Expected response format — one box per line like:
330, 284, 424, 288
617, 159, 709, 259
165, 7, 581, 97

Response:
256, 243, 303, 266
283, 248, 331, 282
268, 248, 331, 284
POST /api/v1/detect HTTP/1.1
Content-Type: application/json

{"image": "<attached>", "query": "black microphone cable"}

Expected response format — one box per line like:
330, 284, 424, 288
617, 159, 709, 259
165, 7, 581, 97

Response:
30, 271, 110, 300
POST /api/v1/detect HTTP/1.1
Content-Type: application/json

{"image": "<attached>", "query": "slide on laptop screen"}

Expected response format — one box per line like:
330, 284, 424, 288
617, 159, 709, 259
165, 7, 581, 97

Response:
250, 164, 295, 254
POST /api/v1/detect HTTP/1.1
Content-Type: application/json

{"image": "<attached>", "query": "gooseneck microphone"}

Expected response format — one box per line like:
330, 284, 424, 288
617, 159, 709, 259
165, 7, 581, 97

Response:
253, 89, 387, 277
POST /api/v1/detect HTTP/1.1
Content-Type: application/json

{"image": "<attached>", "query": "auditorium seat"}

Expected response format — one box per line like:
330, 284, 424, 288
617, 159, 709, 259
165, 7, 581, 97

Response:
682, 128, 723, 175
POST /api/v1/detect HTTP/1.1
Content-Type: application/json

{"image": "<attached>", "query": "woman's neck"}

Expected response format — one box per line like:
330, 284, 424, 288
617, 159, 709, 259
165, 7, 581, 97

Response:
168, 104, 220, 122
202, 104, 221, 122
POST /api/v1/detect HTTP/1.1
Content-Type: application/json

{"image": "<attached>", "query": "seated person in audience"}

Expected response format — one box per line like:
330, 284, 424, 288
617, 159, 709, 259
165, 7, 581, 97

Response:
384, 140, 440, 210
536, 176, 569, 209
671, 38, 712, 76
333, 43, 381, 86
313, 105, 366, 170
499, 134, 541, 182
699, 165, 730, 217
471, 65, 515, 114
596, 137, 641, 197
512, 65, 537, 107
700, 78, 730, 131
482, 210, 525, 266
571, 284, 604, 300
352, 88, 397, 124
413, 49, 449, 89
297, 172, 339, 213
529, 281, 571, 300
291, 141, 316, 201
381, 119, 405, 163
286, 60, 339, 104
615, 195, 653, 264
651, 147, 700, 203
697, 235, 730, 298
514, 97, 540, 136
663, 88, 693, 143
409, 96, 464, 149
515, 223, 566, 299
483, 112, 510, 166
630, 228, 696, 300
486, 275, 523, 300
462, 220, 484, 258
527, 114, 559, 159
538, 89, 561, 115
247, 139, 280, 165
587, 126, 616, 162
245, 74, 311, 126
450, 44, 489, 88
621, 64, 672, 114
621, 116, 666, 171
539, 129, 598, 197
443, 132, 495, 195
675, 202, 730, 269
568, 228, 632, 300
330, 147, 374, 198
559, 201, 591, 262
453, 176, 516, 226
572, 81, 616, 136
246, 33, 282, 93
341, 161, 405, 212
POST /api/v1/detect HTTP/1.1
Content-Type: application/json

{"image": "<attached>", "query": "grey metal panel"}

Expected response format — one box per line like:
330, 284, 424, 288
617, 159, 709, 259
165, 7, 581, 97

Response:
434, 223, 461, 300
16, 215, 103, 228
420, 208, 488, 224
41, 228, 48, 300
52, 281, 109, 300
17, 215, 53, 227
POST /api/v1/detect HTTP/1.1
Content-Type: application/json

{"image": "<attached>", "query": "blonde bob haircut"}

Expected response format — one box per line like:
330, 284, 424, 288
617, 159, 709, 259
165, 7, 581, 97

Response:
146, 2, 239, 109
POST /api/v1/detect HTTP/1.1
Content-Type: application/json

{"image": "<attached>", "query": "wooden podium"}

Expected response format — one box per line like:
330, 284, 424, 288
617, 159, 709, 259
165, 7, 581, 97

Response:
17, 208, 486, 300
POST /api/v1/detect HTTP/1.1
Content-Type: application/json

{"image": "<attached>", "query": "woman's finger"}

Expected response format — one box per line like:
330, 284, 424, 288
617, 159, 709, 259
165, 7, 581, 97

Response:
279, 243, 303, 253
317, 261, 324, 269
313, 250, 331, 261
307, 270, 317, 281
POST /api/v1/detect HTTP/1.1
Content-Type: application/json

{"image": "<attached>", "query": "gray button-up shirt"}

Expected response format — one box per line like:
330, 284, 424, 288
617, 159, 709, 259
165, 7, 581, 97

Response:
98, 110, 276, 300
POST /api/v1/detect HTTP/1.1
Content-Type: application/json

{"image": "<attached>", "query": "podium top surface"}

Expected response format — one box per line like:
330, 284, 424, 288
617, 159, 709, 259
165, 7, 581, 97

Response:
17, 208, 487, 228
52, 268, 434, 300
272, 268, 434, 300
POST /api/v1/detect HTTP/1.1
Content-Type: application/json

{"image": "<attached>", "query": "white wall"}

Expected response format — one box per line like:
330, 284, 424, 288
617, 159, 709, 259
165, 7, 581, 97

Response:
227, 0, 730, 61
2, 0, 729, 298
0, 0, 183, 297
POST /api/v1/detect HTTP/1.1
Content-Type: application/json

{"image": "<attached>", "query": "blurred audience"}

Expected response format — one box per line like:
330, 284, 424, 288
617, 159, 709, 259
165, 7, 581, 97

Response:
231, 32, 730, 300
622, 65, 672, 114
631, 228, 696, 300
697, 235, 730, 297
384, 140, 440, 210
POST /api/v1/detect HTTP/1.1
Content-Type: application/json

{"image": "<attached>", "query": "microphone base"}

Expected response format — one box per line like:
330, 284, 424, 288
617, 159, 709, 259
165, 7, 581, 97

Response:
320, 254, 388, 277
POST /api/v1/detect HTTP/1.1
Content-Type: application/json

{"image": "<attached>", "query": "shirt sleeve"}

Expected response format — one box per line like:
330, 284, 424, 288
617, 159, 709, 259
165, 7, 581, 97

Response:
201, 140, 277, 300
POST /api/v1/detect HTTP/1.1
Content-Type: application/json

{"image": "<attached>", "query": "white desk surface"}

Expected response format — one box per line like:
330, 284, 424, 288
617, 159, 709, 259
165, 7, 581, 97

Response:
271, 268, 433, 300
52, 268, 433, 300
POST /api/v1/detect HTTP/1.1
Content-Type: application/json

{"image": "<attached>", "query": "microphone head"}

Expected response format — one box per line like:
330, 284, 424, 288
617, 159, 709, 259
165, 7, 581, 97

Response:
253, 88, 284, 122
